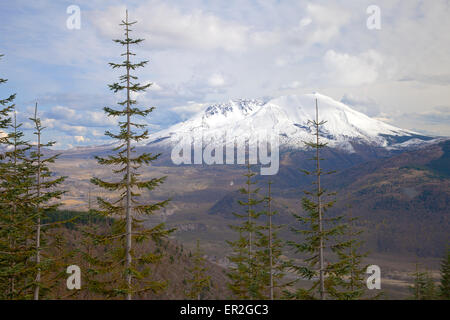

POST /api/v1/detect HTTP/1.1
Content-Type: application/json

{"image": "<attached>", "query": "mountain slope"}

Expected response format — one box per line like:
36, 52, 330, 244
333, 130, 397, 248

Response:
207, 140, 450, 257
145, 93, 433, 151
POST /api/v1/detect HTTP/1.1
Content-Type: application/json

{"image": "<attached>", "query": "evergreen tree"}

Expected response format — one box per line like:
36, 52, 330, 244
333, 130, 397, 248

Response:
288, 98, 348, 300
254, 181, 290, 299
86, 10, 172, 300
439, 249, 450, 299
226, 229, 252, 299
185, 240, 211, 300
0, 111, 36, 299
0, 102, 68, 299
326, 206, 371, 300
422, 271, 437, 300
0, 54, 14, 133
77, 187, 98, 299
227, 164, 264, 299
28, 103, 67, 299
0, 54, 22, 299
410, 264, 437, 300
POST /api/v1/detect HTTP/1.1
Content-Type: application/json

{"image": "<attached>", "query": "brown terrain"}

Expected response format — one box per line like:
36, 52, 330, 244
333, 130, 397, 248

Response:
47, 139, 450, 299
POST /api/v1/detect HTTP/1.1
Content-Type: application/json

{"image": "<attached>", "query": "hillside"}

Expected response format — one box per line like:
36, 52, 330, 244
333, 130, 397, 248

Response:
206, 140, 450, 258
48, 212, 230, 300
326, 140, 450, 257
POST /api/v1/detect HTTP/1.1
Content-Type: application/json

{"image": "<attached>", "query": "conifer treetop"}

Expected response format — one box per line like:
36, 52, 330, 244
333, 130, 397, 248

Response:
0, 54, 15, 137
88, 10, 172, 300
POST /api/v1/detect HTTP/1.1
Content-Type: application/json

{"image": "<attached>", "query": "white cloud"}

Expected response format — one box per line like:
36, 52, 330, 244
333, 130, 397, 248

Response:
42, 118, 56, 129
274, 57, 288, 67
324, 50, 383, 86
302, 4, 351, 45
394, 106, 450, 136
171, 102, 207, 120
85, 111, 117, 127
91, 129, 103, 137
149, 82, 163, 91
208, 73, 227, 88
377, 1, 450, 83
340, 93, 381, 117
43, 106, 117, 129
280, 81, 303, 90
373, 113, 395, 124
74, 136, 86, 143
92, 2, 260, 52
59, 124, 87, 135
48, 106, 76, 120
299, 17, 312, 28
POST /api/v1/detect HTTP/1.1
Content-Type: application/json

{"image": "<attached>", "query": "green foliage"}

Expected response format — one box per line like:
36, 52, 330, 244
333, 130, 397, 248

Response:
0, 102, 68, 300
83, 11, 173, 299
0, 58, 68, 299
29, 104, 68, 299
44, 210, 110, 230
226, 164, 265, 299
185, 240, 211, 300
427, 140, 450, 178
0, 54, 15, 133
0, 110, 37, 299
227, 172, 290, 300
439, 249, 450, 299
0, 56, 30, 299
409, 264, 437, 300
287, 99, 350, 300
326, 208, 379, 300
253, 181, 291, 299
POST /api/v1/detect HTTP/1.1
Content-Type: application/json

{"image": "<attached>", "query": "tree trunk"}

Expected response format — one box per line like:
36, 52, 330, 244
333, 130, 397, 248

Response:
268, 182, 274, 300
248, 165, 252, 259
316, 98, 325, 300
125, 9, 132, 301
34, 103, 41, 300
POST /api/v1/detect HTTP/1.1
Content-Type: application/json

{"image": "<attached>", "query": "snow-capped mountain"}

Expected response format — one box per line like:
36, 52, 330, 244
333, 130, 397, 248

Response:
145, 93, 432, 152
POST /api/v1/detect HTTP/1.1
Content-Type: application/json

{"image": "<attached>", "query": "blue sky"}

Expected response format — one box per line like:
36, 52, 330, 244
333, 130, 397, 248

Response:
0, 0, 449, 148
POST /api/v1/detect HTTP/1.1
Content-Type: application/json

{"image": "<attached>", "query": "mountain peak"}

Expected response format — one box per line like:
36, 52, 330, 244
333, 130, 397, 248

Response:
203, 99, 265, 118
146, 93, 433, 151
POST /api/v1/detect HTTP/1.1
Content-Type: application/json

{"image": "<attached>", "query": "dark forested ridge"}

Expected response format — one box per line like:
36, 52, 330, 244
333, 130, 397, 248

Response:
206, 140, 450, 257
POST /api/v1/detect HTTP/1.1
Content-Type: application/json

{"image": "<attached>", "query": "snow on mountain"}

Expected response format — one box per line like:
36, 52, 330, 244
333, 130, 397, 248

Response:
144, 93, 429, 151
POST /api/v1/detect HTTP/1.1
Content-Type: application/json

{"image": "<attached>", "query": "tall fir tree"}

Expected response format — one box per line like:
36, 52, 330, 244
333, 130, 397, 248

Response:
288, 98, 348, 300
439, 248, 450, 299
185, 240, 211, 300
227, 164, 264, 299
254, 181, 291, 299
266, 181, 276, 299
77, 187, 98, 299
0, 54, 14, 133
0, 102, 68, 299
409, 263, 437, 300
0, 55, 21, 299
326, 205, 372, 300
86, 10, 172, 300
0, 110, 37, 299
28, 103, 67, 299
226, 228, 252, 299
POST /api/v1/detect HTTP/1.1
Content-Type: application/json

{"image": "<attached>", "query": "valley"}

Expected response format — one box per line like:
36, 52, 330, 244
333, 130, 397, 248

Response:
42, 93, 449, 299
49, 141, 449, 299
